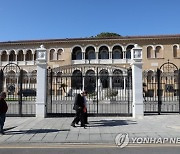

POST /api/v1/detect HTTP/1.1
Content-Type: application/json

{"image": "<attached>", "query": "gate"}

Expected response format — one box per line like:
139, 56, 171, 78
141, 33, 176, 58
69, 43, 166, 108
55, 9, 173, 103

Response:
0, 63, 36, 116
46, 64, 132, 117
144, 60, 180, 114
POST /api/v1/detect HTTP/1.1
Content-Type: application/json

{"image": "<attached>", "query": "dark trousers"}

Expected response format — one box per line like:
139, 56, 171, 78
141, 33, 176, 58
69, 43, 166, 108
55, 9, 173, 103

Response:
0, 113, 6, 132
84, 111, 88, 124
72, 109, 85, 126
75, 108, 88, 124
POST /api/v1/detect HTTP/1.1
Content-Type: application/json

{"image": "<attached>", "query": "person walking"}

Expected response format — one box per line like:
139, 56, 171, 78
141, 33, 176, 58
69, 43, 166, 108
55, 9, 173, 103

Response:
83, 91, 88, 124
0, 92, 8, 135
71, 91, 86, 128
75, 91, 89, 125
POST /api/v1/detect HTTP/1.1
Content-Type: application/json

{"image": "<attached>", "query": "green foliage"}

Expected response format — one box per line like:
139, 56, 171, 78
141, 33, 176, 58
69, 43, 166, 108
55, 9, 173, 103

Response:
95, 32, 121, 38
87, 92, 97, 99
105, 89, 118, 98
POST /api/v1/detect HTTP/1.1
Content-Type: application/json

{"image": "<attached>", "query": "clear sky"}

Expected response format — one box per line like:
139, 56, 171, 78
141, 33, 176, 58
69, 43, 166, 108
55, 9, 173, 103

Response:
0, 0, 180, 42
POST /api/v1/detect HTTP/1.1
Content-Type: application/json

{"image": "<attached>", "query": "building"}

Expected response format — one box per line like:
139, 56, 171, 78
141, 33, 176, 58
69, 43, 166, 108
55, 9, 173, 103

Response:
0, 34, 179, 71
0, 34, 179, 116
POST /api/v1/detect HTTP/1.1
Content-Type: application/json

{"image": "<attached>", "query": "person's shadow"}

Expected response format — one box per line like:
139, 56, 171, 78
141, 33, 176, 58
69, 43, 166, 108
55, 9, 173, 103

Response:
4, 126, 70, 135
88, 119, 137, 127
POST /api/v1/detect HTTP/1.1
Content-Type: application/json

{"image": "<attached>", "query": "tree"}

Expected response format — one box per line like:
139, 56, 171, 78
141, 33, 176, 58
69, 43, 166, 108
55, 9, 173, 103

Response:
95, 32, 121, 38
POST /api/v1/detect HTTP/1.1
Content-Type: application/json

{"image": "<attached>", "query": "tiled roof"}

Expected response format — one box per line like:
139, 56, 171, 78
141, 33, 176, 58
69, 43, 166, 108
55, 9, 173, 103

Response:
0, 34, 180, 45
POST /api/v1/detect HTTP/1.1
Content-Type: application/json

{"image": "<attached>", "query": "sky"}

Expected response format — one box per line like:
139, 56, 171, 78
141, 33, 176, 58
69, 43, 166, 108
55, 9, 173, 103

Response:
0, 0, 180, 42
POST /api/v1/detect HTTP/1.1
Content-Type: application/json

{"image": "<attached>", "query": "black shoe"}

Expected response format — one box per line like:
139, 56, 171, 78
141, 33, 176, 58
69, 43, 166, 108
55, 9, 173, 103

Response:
0, 132, 5, 135
81, 124, 87, 127
85, 122, 89, 124
71, 124, 76, 127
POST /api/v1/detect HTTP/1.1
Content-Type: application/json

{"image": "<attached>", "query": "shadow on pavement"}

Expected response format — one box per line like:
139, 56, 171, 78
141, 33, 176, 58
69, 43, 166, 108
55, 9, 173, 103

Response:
5, 129, 70, 135
4, 126, 17, 131
88, 120, 137, 127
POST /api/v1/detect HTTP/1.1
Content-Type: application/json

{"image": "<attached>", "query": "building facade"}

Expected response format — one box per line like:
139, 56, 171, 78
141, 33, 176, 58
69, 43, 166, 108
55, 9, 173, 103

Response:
0, 34, 179, 72
0, 34, 179, 116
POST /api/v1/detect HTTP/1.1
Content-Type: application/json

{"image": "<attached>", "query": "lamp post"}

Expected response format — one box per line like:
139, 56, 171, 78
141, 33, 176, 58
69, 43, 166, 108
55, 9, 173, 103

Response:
133, 44, 142, 61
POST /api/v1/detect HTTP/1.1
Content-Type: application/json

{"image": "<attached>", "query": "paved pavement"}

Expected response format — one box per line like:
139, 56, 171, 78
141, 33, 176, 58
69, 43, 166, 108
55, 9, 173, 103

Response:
1, 114, 180, 145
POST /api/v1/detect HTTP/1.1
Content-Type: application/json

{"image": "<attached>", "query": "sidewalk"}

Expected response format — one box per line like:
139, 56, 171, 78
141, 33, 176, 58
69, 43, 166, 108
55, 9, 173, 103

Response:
1, 115, 180, 145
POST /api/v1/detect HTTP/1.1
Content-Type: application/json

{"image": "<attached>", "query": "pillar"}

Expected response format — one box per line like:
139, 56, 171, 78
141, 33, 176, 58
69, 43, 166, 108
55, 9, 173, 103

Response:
131, 44, 144, 118
36, 45, 47, 117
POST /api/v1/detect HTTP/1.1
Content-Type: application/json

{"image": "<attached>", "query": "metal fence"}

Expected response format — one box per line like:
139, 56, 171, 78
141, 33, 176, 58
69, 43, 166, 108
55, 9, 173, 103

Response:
0, 63, 36, 116
46, 64, 132, 117
143, 61, 180, 114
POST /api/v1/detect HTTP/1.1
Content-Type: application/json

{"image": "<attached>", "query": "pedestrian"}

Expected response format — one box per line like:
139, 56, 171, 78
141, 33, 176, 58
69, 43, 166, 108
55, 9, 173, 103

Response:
71, 91, 86, 128
75, 90, 89, 125
0, 92, 8, 135
83, 91, 89, 124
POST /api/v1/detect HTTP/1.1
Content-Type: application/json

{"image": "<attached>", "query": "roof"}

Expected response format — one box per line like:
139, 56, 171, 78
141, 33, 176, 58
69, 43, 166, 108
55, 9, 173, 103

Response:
0, 34, 180, 45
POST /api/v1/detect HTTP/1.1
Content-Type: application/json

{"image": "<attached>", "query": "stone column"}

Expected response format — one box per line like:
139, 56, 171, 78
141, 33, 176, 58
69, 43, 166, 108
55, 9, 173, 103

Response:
109, 51, 112, 59
131, 44, 144, 118
123, 76, 126, 96
36, 45, 47, 118
82, 76, 85, 91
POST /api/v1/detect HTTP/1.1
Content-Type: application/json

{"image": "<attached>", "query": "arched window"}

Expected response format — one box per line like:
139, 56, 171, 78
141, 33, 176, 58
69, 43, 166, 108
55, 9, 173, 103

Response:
17, 50, 24, 61
85, 46, 95, 60
174, 70, 179, 83
98, 46, 109, 59
9, 50, 16, 61
71, 70, 82, 89
84, 70, 96, 93
1, 51, 8, 61
147, 70, 154, 83
56, 72, 62, 83
112, 46, 123, 59
72, 47, 82, 60
6, 70, 16, 84
99, 69, 109, 88
112, 69, 124, 88
147, 46, 154, 58
22, 70, 28, 83
34, 52, 36, 61
25, 50, 33, 61
57, 49, 63, 60
30, 70, 37, 84
50, 49, 55, 61
155, 46, 163, 58
173, 45, 178, 58
126, 45, 134, 59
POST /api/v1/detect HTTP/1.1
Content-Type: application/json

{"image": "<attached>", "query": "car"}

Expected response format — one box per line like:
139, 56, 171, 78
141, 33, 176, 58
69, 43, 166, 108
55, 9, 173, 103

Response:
18, 89, 36, 97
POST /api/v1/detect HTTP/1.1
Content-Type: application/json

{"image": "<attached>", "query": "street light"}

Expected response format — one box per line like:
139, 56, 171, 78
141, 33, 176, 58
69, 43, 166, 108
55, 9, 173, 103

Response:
36, 45, 47, 64
132, 44, 142, 62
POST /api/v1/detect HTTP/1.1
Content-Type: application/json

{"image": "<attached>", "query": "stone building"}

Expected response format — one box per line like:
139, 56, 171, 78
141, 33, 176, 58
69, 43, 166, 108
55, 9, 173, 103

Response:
0, 34, 179, 116
0, 34, 179, 72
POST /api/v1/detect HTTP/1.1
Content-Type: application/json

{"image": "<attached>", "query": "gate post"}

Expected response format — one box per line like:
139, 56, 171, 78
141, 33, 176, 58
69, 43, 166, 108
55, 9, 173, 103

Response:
36, 45, 47, 118
131, 44, 144, 118
157, 68, 162, 115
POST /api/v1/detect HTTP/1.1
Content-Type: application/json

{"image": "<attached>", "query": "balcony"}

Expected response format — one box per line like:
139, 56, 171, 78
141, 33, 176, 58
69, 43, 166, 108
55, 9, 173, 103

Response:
72, 59, 133, 65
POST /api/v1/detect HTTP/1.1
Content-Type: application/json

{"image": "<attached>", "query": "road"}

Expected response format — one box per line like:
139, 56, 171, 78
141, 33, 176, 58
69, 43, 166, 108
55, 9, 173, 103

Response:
0, 144, 180, 154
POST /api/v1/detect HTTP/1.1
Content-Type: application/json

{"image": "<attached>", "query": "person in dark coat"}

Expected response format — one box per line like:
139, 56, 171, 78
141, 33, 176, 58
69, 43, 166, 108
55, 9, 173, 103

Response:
0, 92, 8, 135
71, 91, 86, 128
76, 91, 89, 124
83, 91, 88, 124
76, 91, 88, 124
